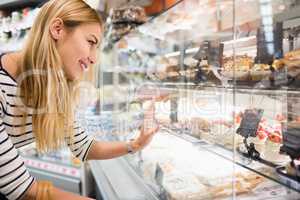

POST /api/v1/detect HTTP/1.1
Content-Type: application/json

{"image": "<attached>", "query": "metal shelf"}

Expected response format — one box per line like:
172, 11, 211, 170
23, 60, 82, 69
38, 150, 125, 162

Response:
143, 81, 300, 95
0, 0, 47, 11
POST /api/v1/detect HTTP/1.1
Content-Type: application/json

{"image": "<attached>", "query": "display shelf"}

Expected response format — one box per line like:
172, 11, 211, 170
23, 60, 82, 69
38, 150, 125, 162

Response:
141, 81, 300, 95
101, 66, 147, 73
0, 0, 47, 10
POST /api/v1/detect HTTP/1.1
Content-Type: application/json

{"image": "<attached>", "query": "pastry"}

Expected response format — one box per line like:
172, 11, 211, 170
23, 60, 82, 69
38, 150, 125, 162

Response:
103, 6, 147, 50
262, 139, 290, 165
283, 50, 300, 73
165, 65, 180, 81
111, 23, 135, 36
111, 6, 147, 24
154, 57, 180, 81
210, 173, 264, 199
221, 58, 252, 80
222, 55, 253, 80
163, 173, 211, 200
209, 119, 243, 148
191, 117, 211, 132
261, 123, 290, 165
223, 55, 254, 71
284, 49, 300, 61
248, 121, 270, 154
189, 118, 211, 139
272, 59, 285, 70
179, 69, 197, 79
250, 64, 271, 80
156, 65, 180, 81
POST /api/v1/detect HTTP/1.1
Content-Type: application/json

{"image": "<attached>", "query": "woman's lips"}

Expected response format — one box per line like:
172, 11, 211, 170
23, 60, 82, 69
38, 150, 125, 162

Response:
79, 60, 88, 72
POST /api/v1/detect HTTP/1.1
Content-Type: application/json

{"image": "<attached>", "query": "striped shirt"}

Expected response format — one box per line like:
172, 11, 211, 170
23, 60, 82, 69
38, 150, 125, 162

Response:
0, 54, 94, 200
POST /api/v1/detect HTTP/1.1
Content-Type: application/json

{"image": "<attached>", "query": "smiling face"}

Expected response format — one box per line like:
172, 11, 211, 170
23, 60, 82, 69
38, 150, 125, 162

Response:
50, 19, 102, 80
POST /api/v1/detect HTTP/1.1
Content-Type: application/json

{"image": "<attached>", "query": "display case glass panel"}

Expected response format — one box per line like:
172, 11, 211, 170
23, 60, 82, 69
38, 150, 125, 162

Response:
95, 0, 300, 199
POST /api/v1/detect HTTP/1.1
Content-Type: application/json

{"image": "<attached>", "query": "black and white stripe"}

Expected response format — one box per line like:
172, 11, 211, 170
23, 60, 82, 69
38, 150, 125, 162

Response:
0, 55, 94, 200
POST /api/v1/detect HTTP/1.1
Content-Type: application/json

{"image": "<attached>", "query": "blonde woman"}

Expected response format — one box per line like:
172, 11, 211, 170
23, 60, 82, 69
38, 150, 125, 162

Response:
0, 0, 159, 199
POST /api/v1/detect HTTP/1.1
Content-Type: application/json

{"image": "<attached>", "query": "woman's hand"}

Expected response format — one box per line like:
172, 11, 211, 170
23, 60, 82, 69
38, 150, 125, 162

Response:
134, 85, 170, 103
131, 100, 159, 152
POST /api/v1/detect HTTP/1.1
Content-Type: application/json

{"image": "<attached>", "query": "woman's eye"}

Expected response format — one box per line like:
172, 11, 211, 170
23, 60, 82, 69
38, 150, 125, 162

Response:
88, 40, 95, 46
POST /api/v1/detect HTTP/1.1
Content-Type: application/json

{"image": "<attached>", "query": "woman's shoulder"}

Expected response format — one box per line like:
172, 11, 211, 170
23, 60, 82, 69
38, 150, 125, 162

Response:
0, 54, 18, 87
0, 52, 20, 83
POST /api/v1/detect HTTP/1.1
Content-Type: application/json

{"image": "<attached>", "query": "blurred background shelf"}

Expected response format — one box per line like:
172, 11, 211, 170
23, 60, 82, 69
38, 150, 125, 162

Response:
0, 0, 47, 11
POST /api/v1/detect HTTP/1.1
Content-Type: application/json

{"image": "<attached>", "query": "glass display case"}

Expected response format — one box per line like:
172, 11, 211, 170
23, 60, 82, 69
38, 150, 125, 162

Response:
93, 0, 300, 199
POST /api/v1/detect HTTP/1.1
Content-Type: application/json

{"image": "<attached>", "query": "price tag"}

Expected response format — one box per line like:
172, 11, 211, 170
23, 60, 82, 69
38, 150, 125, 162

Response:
237, 109, 264, 137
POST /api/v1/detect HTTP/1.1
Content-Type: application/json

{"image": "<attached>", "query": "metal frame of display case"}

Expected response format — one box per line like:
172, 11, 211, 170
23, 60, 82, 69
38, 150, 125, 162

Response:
89, 158, 159, 200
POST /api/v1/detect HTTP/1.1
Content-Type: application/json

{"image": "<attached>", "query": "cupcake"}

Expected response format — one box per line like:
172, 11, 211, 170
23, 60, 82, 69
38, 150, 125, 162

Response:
262, 128, 290, 165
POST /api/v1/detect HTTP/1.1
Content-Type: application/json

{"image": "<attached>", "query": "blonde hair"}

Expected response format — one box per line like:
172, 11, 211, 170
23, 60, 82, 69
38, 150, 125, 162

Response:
18, 0, 102, 152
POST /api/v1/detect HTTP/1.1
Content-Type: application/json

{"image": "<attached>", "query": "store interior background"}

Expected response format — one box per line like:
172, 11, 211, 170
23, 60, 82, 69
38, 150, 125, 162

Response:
2, 0, 300, 199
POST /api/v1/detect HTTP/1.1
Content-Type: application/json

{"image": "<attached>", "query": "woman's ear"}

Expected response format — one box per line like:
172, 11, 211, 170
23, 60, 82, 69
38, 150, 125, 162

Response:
49, 18, 65, 41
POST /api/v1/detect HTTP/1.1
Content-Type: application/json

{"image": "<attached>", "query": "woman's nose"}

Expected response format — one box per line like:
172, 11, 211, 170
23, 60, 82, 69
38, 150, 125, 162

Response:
88, 57, 95, 65
88, 50, 97, 65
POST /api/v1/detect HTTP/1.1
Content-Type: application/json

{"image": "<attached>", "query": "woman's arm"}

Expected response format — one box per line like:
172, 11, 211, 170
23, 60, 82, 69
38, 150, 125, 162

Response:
86, 123, 158, 160
23, 181, 94, 200
86, 140, 137, 160
87, 101, 159, 160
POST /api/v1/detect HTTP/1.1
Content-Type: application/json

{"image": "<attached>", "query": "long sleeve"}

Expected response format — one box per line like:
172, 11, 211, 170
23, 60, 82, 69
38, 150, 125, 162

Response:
0, 95, 34, 200
66, 121, 94, 162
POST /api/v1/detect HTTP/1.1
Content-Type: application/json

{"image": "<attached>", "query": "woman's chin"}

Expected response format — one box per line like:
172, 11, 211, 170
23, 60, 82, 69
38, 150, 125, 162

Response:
66, 72, 81, 81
